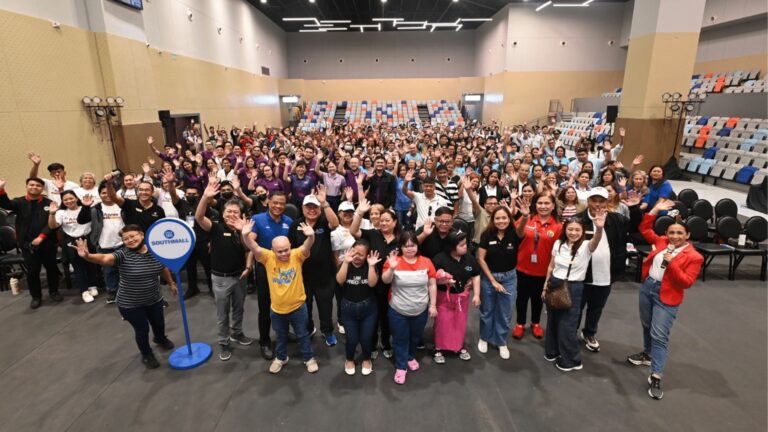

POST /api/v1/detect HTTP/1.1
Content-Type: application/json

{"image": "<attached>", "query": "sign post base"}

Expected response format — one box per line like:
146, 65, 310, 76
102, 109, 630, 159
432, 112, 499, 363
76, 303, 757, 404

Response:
168, 342, 213, 370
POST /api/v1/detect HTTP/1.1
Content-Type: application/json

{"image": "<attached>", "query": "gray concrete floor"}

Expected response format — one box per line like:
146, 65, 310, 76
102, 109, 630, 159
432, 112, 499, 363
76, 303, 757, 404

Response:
0, 260, 765, 432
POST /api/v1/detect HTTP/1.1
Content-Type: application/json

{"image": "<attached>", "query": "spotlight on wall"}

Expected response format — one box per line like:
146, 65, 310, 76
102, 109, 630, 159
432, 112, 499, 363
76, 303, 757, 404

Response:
671, 92, 682, 101
662, 92, 672, 102
670, 103, 681, 113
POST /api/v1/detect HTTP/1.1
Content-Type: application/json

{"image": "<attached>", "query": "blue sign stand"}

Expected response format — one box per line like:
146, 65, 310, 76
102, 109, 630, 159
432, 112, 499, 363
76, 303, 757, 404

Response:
146, 218, 212, 370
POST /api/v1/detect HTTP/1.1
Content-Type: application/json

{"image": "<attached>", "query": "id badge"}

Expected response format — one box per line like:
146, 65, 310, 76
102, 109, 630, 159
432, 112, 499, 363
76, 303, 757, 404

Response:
531, 254, 538, 264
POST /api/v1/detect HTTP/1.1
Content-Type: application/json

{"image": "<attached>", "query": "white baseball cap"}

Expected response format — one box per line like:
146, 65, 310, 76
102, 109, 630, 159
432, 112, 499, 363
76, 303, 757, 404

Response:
302, 195, 321, 206
587, 187, 609, 200
338, 201, 355, 212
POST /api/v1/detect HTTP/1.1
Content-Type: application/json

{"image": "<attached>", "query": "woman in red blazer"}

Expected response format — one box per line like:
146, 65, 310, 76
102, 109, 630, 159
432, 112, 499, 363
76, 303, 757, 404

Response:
626, 198, 703, 400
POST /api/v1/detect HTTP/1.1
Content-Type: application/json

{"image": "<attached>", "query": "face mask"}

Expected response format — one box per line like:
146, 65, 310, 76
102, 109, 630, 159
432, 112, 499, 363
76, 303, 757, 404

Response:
220, 192, 234, 200
186, 196, 198, 205
257, 193, 267, 201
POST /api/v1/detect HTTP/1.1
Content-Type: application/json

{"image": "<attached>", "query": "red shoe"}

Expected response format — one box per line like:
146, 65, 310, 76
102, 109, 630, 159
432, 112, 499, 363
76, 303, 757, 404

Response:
531, 323, 544, 339
512, 324, 525, 339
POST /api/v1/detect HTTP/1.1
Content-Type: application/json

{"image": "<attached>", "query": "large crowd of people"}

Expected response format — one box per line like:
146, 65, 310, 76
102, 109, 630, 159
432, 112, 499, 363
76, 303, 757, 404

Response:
0, 120, 704, 400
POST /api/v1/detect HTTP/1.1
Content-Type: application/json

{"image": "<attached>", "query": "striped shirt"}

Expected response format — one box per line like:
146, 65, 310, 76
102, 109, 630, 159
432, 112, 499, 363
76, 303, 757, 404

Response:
435, 180, 459, 204
112, 248, 165, 308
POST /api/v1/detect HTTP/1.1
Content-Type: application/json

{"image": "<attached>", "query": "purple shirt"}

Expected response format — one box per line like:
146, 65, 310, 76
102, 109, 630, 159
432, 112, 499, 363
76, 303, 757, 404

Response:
288, 173, 317, 204
254, 177, 286, 195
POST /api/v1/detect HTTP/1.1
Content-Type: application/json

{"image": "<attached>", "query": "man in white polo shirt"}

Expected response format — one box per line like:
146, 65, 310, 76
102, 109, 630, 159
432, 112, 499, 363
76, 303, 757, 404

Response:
401, 170, 450, 229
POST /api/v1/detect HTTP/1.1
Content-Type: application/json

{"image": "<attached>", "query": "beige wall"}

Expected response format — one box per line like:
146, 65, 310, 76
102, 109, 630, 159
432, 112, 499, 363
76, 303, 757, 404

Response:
278, 77, 484, 103
0, 9, 282, 195
0, 10, 113, 196
481, 70, 625, 126
692, 53, 768, 75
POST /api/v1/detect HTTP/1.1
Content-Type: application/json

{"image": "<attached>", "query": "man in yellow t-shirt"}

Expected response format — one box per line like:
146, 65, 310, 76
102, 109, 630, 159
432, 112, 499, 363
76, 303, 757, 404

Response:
239, 216, 318, 374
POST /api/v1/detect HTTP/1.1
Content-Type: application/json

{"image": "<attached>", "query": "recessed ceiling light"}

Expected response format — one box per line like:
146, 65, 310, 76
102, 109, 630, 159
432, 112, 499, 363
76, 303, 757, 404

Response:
260, 0, 266, 3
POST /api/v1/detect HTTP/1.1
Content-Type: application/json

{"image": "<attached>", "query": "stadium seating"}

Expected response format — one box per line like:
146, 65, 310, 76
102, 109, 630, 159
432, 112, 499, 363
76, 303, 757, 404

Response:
297, 99, 465, 131
554, 112, 612, 149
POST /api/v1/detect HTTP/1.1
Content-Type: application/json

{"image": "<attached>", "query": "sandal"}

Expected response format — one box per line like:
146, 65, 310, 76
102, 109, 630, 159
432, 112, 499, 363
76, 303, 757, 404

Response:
433, 351, 446, 364
459, 349, 471, 361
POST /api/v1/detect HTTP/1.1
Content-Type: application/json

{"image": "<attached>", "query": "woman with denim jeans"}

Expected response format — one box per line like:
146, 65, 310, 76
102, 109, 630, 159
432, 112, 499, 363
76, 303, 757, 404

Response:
542, 211, 605, 372
48, 190, 99, 303
627, 199, 703, 400
336, 240, 380, 376
476, 204, 523, 360
382, 232, 437, 385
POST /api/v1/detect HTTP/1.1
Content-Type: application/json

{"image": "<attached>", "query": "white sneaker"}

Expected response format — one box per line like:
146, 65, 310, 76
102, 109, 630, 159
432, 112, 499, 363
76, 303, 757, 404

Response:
338, 324, 346, 335
477, 339, 488, 353
499, 345, 510, 360
88, 286, 99, 297
82, 291, 95, 303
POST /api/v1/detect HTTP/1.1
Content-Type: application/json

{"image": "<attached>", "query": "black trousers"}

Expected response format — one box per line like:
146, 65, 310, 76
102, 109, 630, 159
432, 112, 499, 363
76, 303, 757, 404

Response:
305, 278, 335, 335
516, 270, 546, 325
371, 284, 392, 350
254, 262, 272, 346
185, 242, 212, 292
119, 300, 165, 356
21, 242, 60, 300
579, 283, 612, 338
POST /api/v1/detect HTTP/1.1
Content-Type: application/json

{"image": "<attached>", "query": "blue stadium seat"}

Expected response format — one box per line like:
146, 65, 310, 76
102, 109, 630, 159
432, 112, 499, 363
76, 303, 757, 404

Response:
735, 166, 758, 184
703, 147, 718, 159
687, 157, 704, 172
697, 158, 716, 175
696, 116, 710, 125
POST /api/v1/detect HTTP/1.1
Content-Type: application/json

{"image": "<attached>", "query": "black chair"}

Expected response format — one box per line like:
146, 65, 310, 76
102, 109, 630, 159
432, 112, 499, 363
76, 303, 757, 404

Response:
0, 226, 26, 291
634, 216, 675, 281
284, 203, 300, 220
730, 216, 768, 281
673, 201, 689, 219
691, 199, 714, 223
678, 189, 699, 209
714, 198, 738, 220
0, 210, 8, 227
685, 215, 709, 243
694, 216, 741, 281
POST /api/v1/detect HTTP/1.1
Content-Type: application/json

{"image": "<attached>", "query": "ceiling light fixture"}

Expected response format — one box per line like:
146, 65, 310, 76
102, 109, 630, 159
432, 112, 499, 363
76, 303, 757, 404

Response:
309, 0, 315, 3
324, 27, 347, 31
350, 24, 381, 33
455, 24, 463, 31
260, 0, 266, 3
583, 0, 595, 4
553, 2, 588, 7
397, 26, 425, 30
304, 23, 333, 27
459, 18, 493, 22
299, 29, 325, 32
373, 18, 404, 22
321, 20, 352, 24
536, 1, 552, 12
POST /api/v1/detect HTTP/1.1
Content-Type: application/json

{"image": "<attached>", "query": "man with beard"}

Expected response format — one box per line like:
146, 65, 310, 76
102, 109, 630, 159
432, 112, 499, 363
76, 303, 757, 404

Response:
74, 226, 177, 369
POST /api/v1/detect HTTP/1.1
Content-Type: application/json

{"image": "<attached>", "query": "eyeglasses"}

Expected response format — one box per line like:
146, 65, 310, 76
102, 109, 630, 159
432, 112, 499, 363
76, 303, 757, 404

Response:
436, 220, 452, 225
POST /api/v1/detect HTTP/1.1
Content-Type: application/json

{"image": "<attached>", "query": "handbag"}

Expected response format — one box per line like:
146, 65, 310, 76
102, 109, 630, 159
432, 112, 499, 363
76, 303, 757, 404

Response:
545, 262, 573, 310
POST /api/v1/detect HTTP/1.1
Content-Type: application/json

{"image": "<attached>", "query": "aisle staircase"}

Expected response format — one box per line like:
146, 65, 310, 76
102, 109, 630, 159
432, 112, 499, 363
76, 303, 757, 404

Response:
417, 105, 430, 125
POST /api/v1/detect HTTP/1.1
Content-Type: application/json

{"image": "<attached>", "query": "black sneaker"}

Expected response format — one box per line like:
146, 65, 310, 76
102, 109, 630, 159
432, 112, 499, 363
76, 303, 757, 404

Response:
49, 291, 63, 302
153, 336, 175, 350
162, 299, 169, 308
648, 375, 664, 400
219, 344, 232, 361
260, 344, 275, 360
627, 352, 652, 366
105, 292, 117, 304
230, 333, 255, 346
544, 353, 559, 362
555, 358, 583, 372
30, 298, 42, 309
583, 334, 600, 353
142, 354, 160, 369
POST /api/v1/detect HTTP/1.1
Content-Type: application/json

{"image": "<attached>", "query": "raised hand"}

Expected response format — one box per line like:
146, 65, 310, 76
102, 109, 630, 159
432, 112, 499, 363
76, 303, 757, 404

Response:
298, 222, 315, 237
240, 218, 254, 236
618, 176, 627, 188
343, 248, 356, 264
461, 175, 472, 190
422, 217, 435, 236
619, 127, 626, 137
367, 250, 381, 266
343, 186, 353, 202
0, 179, 6, 190
404, 169, 415, 182
52, 173, 65, 191
147, 156, 156, 166
593, 208, 607, 228
48, 201, 59, 214
230, 175, 241, 191
147, 136, 155, 146
142, 163, 151, 175
203, 177, 220, 198
632, 154, 644, 166
162, 167, 175, 185
27, 152, 41, 165
315, 183, 327, 204
652, 198, 676, 214
356, 197, 371, 214
81, 194, 94, 207
386, 250, 399, 270
230, 214, 247, 232
622, 190, 642, 207
515, 197, 530, 217
74, 238, 89, 258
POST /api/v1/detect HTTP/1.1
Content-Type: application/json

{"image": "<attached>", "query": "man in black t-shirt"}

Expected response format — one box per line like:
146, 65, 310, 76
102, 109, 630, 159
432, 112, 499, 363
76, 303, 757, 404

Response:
105, 173, 164, 233
196, 177, 255, 362
288, 186, 340, 346
416, 206, 456, 260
